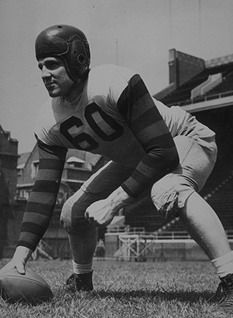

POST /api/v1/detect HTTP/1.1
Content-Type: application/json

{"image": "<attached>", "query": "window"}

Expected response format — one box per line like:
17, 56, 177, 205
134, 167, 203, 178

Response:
31, 160, 39, 179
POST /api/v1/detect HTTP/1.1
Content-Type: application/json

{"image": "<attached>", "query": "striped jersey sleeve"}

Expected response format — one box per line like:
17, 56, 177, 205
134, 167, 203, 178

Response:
17, 137, 67, 250
117, 74, 179, 197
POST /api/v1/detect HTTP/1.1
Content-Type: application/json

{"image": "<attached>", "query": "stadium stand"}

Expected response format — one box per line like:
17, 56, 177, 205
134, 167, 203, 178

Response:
122, 49, 233, 238
206, 70, 233, 96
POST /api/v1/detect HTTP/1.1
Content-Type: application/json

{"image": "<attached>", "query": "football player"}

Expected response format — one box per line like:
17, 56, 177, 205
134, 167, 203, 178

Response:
2, 25, 233, 310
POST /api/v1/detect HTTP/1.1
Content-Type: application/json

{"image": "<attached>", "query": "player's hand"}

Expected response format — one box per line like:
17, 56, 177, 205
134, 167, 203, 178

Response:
85, 187, 133, 227
0, 246, 32, 275
85, 199, 117, 227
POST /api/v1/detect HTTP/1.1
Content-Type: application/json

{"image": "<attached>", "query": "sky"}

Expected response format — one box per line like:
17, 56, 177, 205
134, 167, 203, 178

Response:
1, 0, 233, 153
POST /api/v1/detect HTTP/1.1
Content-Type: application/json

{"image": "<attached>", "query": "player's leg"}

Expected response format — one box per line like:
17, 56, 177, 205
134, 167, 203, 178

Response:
151, 136, 233, 310
181, 191, 231, 259
172, 192, 233, 311
61, 161, 132, 291
152, 176, 232, 261
181, 198, 233, 311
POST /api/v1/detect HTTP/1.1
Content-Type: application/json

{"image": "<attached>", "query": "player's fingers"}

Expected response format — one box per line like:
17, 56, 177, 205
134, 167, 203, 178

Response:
60, 218, 71, 231
61, 223, 71, 234
15, 263, 25, 275
84, 212, 94, 223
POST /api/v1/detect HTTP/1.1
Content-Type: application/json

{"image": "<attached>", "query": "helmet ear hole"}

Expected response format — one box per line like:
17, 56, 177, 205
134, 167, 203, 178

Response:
77, 54, 86, 64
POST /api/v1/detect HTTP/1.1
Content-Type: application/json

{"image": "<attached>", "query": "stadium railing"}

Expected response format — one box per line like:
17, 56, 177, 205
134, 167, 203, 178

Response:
176, 89, 233, 106
107, 227, 233, 240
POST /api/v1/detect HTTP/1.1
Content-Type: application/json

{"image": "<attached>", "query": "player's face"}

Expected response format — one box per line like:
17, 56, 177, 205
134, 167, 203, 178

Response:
38, 57, 74, 97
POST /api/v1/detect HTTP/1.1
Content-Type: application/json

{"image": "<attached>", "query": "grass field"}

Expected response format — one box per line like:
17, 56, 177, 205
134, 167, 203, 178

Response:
0, 258, 232, 318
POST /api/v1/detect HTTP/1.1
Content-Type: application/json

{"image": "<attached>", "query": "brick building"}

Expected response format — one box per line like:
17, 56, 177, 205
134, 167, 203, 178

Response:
0, 126, 18, 256
0, 126, 18, 201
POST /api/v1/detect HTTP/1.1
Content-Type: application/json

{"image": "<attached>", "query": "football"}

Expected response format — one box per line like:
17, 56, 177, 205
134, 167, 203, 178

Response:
0, 267, 53, 304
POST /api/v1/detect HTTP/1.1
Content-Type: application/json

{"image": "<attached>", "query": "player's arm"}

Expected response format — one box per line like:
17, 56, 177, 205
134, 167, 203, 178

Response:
5, 138, 67, 273
117, 74, 179, 197
86, 74, 179, 226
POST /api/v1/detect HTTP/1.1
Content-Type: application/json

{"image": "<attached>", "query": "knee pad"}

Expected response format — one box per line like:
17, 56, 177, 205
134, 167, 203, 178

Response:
151, 174, 195, 219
